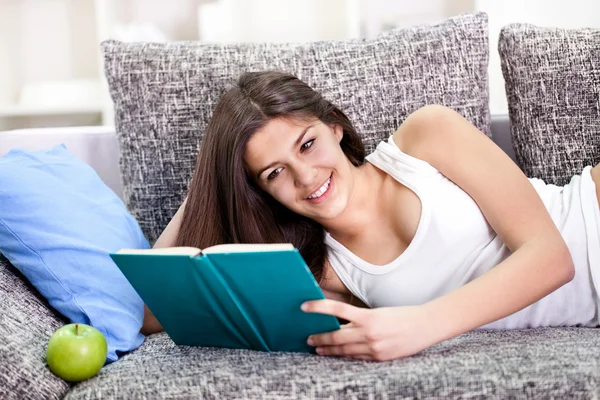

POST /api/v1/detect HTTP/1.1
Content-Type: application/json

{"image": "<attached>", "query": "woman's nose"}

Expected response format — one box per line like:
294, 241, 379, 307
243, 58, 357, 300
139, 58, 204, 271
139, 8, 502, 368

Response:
294, 164, 318, 188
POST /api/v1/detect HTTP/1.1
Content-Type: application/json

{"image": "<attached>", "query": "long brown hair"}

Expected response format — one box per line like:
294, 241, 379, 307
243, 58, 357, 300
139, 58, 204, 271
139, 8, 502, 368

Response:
176, 71, 365, 284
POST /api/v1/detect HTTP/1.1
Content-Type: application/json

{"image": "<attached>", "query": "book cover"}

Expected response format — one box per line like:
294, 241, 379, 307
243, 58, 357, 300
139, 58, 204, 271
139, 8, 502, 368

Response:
109, 244, 341, 353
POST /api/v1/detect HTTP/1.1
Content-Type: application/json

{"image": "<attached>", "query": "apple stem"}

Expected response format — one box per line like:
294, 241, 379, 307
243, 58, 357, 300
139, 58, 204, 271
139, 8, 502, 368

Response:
76, 323, 79, 336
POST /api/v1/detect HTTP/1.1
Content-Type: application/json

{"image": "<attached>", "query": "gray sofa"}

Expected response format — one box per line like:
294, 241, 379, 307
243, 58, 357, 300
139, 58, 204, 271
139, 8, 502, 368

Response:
4, 11, 600, 399
4, 116, 600, 400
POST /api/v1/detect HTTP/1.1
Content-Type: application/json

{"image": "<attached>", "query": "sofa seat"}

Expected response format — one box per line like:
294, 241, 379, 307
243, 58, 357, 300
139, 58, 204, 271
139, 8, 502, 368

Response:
2, 119, 598, 399
64, 325, 600, 399
0, 257, 71, 400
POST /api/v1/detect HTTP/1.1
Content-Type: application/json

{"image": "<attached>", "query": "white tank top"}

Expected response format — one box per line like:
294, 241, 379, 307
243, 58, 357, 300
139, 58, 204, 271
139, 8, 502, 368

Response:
325, 135, 600, 329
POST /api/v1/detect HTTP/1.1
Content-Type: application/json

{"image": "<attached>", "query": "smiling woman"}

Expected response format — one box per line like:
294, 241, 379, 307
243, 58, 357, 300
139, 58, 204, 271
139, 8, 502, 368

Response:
141, 70, 600, 363
245, 117, 347, 216
176, 71, 366, 287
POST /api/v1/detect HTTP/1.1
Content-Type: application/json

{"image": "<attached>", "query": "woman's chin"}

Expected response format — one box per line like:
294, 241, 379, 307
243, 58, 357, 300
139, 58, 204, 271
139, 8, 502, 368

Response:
306, 201, 347, 222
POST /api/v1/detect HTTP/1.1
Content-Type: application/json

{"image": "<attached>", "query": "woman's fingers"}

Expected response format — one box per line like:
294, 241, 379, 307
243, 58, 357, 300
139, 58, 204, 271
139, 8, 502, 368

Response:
308, 325, 362, 347
317, 343, 372, 357
302, 299, 367, 323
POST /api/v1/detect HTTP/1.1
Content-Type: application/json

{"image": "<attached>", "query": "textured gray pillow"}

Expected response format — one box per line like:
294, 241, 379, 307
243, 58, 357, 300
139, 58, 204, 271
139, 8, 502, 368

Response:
0, 255, 70, 399
499, 23, 600, 186
101, 12, 490, 244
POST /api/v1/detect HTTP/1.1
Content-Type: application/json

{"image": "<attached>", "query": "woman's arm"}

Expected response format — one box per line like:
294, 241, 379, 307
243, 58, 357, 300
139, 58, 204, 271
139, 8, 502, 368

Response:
140, 197, 188, 335
300, 105, 575, 361
153, 197, 188, 249
394, 105, 575, 344
423, 239, 572, 344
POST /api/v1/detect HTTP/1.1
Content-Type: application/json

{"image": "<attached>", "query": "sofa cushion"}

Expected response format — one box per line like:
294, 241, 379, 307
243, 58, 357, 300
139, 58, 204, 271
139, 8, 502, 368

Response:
499, 23, 600, 185
0, 145, 150, 363
101, 12, 491, 244
64, 327, 600, 399
0, 255, 70, 400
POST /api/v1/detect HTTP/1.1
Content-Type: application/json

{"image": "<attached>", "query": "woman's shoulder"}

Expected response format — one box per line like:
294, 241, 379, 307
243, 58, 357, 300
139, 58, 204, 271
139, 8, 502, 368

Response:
385, 105, 478, 175
390, 109, 436, 161
389, 104, 500, 172
366, 132, 440, 176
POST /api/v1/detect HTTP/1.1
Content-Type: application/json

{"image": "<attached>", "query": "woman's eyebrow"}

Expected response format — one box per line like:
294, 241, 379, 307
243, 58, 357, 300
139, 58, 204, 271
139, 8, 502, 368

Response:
257, 124, 315, 179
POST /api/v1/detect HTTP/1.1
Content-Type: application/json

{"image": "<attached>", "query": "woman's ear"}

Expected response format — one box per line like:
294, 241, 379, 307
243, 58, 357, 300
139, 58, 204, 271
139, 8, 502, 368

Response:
333, 124, 344, 143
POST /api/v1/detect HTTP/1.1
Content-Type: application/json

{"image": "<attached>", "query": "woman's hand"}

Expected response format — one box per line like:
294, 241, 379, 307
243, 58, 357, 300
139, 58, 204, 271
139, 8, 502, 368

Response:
301, 299, 439, 361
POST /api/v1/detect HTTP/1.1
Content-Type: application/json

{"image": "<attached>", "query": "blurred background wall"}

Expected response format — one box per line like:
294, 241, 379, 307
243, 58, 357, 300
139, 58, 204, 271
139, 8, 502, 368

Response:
0, 0, 598, 130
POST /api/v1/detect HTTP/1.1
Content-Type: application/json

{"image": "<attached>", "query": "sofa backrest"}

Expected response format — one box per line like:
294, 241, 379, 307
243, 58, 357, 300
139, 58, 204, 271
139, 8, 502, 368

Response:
101, 12, 492, 244
0, 126, 123, 199
0, 114, 514, 204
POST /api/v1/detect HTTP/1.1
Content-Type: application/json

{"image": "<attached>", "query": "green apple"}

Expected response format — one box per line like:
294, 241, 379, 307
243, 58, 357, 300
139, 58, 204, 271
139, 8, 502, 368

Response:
46, 323, 108, 382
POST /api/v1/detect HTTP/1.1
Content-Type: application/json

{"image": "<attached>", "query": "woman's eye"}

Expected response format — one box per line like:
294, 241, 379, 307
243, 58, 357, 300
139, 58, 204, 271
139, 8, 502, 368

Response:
301, 139, 315, 152
267, 167, 282, 180
266, 139, 315, 181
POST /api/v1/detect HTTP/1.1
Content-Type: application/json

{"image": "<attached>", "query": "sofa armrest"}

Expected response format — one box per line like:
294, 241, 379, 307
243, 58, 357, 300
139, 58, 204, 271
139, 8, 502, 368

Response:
0, 126, 123, 200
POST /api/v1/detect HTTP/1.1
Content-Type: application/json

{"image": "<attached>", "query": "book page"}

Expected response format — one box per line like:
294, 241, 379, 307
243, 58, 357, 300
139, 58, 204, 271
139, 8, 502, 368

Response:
202, 243, 294, 254
116, 247, 202, 256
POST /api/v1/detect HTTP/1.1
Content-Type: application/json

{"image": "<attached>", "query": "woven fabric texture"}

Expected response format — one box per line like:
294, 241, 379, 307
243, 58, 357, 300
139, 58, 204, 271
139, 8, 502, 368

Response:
101, 12, 490, 244
500, 23, 600, 185
65, 327, 600, 399
0, 256, 71, 400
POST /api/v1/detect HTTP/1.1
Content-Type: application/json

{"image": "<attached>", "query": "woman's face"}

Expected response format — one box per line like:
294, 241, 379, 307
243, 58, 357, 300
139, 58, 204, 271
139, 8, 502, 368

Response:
245, 116, 354, 222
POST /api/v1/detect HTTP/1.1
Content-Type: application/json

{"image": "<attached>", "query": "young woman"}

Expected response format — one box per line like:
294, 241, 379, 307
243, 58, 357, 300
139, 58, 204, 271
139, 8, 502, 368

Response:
141, 70, 600, 362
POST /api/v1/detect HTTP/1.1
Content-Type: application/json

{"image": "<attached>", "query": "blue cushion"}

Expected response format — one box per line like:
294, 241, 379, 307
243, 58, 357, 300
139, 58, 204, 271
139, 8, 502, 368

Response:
0, 144, 150, 363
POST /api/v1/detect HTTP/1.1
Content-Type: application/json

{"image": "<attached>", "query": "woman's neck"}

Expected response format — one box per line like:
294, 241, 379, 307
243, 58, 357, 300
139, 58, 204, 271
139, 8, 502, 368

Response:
322, 161, 389, 241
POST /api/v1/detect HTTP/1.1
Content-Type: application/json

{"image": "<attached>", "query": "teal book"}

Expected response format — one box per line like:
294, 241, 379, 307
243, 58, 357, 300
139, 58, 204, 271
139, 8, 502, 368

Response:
109, 244, 340, 354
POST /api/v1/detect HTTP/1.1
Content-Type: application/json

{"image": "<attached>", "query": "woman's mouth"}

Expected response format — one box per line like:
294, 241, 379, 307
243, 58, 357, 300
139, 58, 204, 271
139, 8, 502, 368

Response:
305, 173, 334, 205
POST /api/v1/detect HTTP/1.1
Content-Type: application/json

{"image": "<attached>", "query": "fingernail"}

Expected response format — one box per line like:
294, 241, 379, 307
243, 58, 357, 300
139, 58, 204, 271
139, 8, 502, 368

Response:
301, 303, 308, 311
307, 337, 314, 346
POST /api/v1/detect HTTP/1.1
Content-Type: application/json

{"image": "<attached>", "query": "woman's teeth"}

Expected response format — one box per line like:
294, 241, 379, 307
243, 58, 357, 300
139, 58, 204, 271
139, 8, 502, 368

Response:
308, 177, 331, 199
